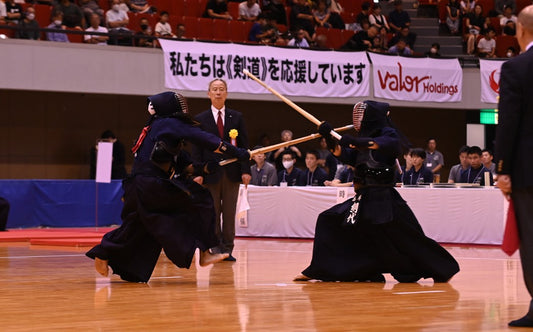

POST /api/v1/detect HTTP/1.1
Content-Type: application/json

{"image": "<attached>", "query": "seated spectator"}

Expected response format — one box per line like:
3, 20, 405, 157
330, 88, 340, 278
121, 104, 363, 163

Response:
250, 146, 278, 186
249, 14, 277, 42
277, 150, 304, 186
501, 5, 517, 35
505, 46, 516, 57
325, 164, 354, 187
290, 0, 315, 40
239, 0, 260, 21
388, 26, 416, 49
460, 146, 493, 185
54, 0, 84, 29
313, 0, 330, 28
369, 4, 390, 32
15, 7, 40, 40
176, 23, 186, 39
288, 27, 310, 47
388, 0, 411, 33
262, 0, 287, 25
446, 0, 461, 35
447, 145, 470, 183
79, 0, 104, 23
204, 0, 233, 20
465, 4, 488, 55
317, 137, 337, 180
118, 0, 130, 12
342, 24, 379, 51
0, 0, 6, 25
84, 13, 108, 44
135, 17, 155, 47
396, 150, 413, 183
0, 197, 9, 231
327, 0, 344, 29
129, 0, 152, 14
494, 0, 516, 17
425, 42, 441, 57
106, 0, 132, 45
314, 33, 329, 49
155, 11, 176, 38
46, 11, 69, 42
356, 1, 370, 26
477, 28, 496, 57
388, 38, 412, 55
402, 148, 434, 185
301, 150, 327, 186
481, 148, 496, 174
272, 129, 302, 170
460, 0, 475, 16
5, 0, 22, 24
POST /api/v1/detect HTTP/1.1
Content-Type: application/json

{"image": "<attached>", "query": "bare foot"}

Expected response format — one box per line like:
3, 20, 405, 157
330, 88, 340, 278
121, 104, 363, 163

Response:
95, 257, 109, 277
199, 251, 229, 267
293, 274, 311, 281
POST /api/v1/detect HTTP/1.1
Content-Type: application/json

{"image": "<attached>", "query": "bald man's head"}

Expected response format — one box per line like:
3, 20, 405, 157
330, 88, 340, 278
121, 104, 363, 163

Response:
517, 5, 533, 50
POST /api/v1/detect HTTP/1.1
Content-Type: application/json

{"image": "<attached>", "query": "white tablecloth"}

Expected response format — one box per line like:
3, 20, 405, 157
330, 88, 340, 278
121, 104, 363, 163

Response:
236, 185, 508, 245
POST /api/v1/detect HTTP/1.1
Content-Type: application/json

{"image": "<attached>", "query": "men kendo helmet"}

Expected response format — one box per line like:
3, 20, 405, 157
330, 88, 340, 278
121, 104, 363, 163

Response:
353, 100, 390, 135
147, 91, 189, 117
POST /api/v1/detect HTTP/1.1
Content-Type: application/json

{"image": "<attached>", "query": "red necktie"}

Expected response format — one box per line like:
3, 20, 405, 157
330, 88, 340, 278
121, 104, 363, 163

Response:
131, 125, 150, 154
502, 198, 520, 256
217, 111, 224, 138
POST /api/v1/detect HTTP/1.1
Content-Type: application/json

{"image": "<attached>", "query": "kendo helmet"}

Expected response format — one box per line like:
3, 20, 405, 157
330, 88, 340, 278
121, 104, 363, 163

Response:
147, 91, 189, 117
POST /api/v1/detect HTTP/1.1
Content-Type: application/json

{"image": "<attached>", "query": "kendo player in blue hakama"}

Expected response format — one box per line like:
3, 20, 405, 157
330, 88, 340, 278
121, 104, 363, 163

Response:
86, 92, 250, 283
294, 101, 460, 283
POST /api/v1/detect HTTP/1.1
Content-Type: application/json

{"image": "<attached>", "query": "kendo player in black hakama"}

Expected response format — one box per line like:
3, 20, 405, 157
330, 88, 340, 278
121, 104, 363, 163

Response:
294, 101, 460, 283
86, 92, 250, 283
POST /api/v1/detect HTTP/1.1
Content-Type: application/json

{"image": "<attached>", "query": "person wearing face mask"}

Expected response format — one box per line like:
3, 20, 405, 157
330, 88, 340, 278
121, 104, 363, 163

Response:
294, 100, 459, 283
46, 11, 69, 42
15, 7, 40, 40
277, 150, 304, 186
135, 17, 154, 47
425, 42, 441, 57
86, 91, 250, 283
106, 0, 131, 45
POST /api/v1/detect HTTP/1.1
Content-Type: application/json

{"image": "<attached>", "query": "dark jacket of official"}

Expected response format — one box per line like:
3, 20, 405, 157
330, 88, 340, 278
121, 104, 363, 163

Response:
494, 47, 533, 190
192, 108, 250, 184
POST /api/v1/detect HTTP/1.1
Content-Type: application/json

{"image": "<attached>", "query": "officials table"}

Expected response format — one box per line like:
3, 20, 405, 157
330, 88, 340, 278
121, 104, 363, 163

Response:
236, 185, 508, 245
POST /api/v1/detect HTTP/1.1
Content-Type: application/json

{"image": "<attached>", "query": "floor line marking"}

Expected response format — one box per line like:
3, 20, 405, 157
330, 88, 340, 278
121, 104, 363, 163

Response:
393, 290, 446, 295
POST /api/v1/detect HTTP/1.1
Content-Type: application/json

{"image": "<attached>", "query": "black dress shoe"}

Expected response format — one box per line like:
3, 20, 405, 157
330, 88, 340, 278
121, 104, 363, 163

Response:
509, 315, 533, 327
223, 254, 236, 262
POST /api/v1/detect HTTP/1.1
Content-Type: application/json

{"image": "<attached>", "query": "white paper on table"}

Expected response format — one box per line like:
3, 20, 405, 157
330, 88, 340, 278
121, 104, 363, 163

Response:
95, 141, 113, 183
236, 186, 250, 228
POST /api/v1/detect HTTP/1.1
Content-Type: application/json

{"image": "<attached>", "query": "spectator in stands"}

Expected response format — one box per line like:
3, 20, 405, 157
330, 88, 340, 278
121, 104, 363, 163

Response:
54, 0, 84, 29
369, 31, 388, 52
402, 148, 434, 185
314, 32, 328, 48
313, 0, 330, 28
46, 10, 69, 42
204, 0, 233, 20
262, 0, 287, 25
272, 129, 302, 170
250, 146, 278, 186
84, 13, 108, 44
176, 23, 186, 39
155, 11, 176, 38
477, 27, 497, 57
249, 13, 277, 43
446, 0, 461, 35
447, 145, 470, 183
5, 0, 22, 24
465, 4, 488, 55
494, 0, 516, 17
290, 0, 315, 40
106, 0, 131, 45
118, 0, 130, 12
317, 137, 337, 180
369, 4, 390, 32
500, 5, 518, 35
327, 0, 344, 29
505, 46, 516, 57
356, 1, 371, 26
425, 42, 441, 57
301, 150, 327, 186
239, 0, 261, 21
129, 0, 152, 14
135, 17, 154, 47
425, 138, 444, 177
325, 164, 354, 187
460, 0, 475, 16
388, 37, 412, 55
277, 150, 304, 186
288, 27, 310, 47
388, 0, 411, 33
481, 148, 496, 173
0, 1, 6, 25
15, 7, 40, 40
79, 0, 104, 24
388, 26, 416, 49
342, 24, 379, 51
460, 145, 493, 185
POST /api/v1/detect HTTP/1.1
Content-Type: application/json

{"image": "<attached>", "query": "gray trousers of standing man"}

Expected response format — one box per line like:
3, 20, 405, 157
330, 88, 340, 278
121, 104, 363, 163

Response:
205, 171, 240, 254
511, 186, 533, 318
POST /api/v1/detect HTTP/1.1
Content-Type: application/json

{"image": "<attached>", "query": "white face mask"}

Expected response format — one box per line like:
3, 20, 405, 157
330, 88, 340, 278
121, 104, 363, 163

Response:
54, 20, 62, 26
112, 4, 120, 12
282, 160, 294, 169
147, 101, 155, 115
26, 13, 35, 20
506, 51, 513, 57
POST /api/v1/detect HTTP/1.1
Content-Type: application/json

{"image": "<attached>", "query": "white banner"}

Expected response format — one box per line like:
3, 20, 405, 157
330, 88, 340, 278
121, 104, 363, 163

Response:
479, 59, 506, 104
369, 53, 462, 103
159, 39, 371, 98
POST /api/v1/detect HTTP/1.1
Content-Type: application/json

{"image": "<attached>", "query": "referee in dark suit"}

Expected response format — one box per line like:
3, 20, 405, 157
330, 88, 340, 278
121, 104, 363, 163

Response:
192, 79, 251, 262
495, 5, 533, 327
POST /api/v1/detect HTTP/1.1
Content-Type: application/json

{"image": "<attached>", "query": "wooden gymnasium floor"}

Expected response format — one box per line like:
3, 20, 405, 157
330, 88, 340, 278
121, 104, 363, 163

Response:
0, 237, 529, 331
